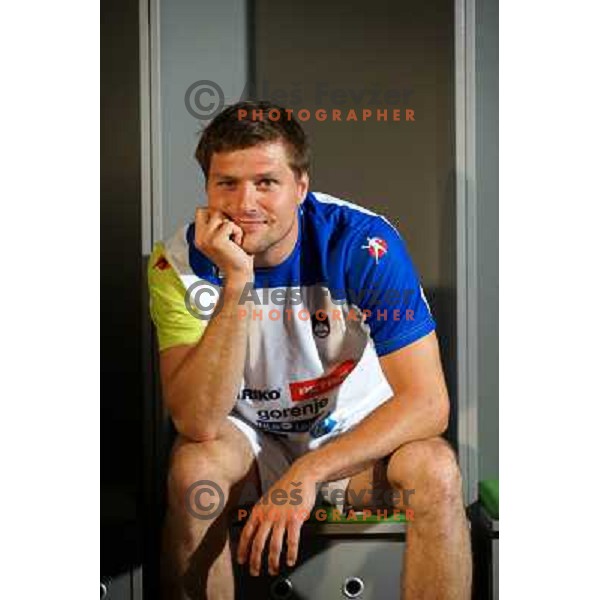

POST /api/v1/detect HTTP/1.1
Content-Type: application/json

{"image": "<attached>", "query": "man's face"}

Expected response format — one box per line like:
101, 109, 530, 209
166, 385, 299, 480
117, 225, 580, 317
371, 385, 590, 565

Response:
206, 141, 309, 266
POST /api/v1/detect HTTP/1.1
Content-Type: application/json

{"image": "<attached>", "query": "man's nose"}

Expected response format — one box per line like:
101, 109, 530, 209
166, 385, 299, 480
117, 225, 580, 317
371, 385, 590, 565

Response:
233, 183, 259, 214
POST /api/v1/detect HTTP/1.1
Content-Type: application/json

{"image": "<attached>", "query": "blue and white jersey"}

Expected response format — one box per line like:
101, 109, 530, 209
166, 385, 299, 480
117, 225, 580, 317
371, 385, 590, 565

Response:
149, 191, 436, 451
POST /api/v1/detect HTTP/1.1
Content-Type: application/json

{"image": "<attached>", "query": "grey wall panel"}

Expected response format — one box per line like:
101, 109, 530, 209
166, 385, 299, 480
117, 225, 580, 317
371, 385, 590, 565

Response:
156, 0, 248, 241
475, 0, 499, 481
455, 0, 498, 499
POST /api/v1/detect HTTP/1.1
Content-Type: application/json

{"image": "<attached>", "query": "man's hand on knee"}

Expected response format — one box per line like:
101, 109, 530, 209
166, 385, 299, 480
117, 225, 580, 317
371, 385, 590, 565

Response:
236, 468, 318, 576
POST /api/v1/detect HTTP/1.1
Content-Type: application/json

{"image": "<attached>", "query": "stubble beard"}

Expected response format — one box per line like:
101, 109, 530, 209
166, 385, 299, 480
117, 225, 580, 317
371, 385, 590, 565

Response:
242, 216, 297, 261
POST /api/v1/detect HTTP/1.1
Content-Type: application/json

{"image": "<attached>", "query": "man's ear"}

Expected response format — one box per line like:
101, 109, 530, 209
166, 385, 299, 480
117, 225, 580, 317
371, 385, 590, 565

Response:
296, 172, 309, 203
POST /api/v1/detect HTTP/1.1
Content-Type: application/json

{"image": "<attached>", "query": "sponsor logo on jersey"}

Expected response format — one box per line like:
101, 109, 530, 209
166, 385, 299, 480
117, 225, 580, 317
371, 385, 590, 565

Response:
256, 397, 329, 421
289, 360, 357, 402
237, 388, 282, 401
361, 236, 388, 264
153, 255, 171, 271
255, 416, 323, 433
310, 412, 339, 438
311, 312, 331, 338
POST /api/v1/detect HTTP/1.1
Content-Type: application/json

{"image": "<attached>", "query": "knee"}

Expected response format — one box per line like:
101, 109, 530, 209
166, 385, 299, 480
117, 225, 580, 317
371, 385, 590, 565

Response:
387, 437, 463, 510
167, 440, 228, 513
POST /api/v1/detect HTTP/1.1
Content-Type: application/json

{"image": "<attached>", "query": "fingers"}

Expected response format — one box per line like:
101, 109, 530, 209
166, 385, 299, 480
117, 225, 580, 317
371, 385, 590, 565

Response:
215, 220, 237, 243
195, 206, 225, 223
195, 208, 243, 250
197, 209, 243, 243
237, 514, 260, 566
249, 519, 272, 576
238, 508, 303, 577
194, 207, 212, 235
229, 221, 244, 245
268, 521, 287, 576
210, 213, 231, 235
194, 207, 228, 235
285, 514, 303, 567
194, 208, 214, 250
194, 206, 209, 226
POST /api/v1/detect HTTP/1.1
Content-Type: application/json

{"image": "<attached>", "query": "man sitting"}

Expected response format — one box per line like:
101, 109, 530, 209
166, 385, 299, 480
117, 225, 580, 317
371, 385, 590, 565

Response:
148, 100, 472, 599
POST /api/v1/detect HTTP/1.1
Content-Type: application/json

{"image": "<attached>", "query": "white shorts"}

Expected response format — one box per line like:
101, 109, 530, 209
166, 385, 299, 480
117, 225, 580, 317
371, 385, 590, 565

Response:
228, 414, 350, 513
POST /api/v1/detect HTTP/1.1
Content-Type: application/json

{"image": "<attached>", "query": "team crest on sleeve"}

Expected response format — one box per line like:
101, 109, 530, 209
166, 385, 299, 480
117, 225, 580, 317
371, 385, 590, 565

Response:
361, 237, 388, 264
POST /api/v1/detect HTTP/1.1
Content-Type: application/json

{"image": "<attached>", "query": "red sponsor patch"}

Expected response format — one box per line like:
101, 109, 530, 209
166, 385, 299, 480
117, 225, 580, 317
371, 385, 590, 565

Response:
153, 255, 171, 271
289, 360, 357, 402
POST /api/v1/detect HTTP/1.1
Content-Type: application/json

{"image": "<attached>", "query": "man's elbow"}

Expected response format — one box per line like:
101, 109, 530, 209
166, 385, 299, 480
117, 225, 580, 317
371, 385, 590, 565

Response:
162, 388, 218, 443
428, 391, 450, 436
170, 409, 221, 443
420, 392, 450, 436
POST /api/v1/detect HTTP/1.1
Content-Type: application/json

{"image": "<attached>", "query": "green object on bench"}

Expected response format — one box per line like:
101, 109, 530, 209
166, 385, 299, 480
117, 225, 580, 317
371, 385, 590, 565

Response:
479, 479, 499, 520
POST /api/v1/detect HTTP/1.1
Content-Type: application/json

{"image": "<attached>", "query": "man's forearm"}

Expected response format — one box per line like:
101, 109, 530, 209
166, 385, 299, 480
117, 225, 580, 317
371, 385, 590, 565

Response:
292, 391, 449, 485
167, 279, 251, 441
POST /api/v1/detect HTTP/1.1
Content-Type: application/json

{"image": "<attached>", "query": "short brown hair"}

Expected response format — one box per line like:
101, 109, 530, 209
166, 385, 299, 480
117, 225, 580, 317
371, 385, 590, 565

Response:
195, 100, 310, 180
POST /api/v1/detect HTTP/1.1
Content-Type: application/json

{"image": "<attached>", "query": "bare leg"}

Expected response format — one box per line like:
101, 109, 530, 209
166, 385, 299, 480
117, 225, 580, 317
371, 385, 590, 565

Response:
345, 437, 471, 599
161, 420, 261, 600
387, 437, 472, 600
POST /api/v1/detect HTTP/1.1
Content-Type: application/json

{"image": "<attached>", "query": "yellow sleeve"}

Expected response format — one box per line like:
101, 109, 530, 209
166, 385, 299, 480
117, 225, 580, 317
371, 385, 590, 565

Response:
147, 243, 205, 351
